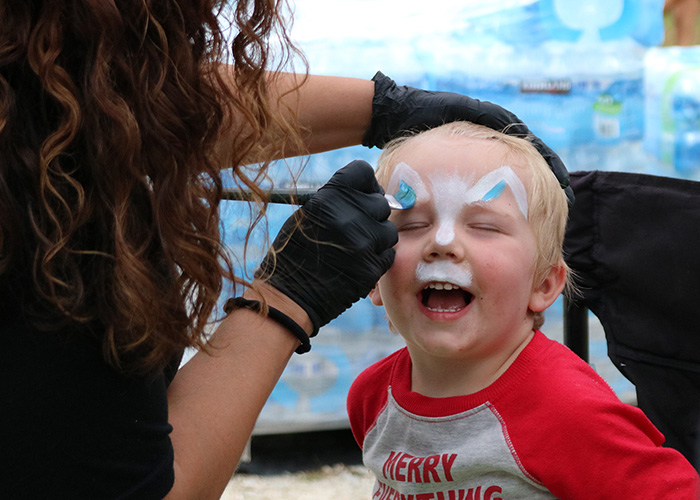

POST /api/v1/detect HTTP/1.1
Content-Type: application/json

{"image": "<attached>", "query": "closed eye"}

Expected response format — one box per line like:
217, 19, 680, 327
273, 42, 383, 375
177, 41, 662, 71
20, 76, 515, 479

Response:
464, 205, 515, 233
397, 222, 430, 232
469, 223, 503, 233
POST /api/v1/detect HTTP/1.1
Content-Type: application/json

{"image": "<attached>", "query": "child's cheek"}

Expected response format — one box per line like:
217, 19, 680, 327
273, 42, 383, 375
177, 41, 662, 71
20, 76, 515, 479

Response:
390, 245, 418, 283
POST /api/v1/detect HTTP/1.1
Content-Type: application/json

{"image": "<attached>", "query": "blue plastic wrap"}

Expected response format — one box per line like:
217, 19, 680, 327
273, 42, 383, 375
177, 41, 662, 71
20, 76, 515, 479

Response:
645, 47, 700, 178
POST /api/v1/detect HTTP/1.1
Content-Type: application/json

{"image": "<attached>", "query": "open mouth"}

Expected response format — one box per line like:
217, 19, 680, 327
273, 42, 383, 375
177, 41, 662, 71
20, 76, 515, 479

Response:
420, 282, 473, 313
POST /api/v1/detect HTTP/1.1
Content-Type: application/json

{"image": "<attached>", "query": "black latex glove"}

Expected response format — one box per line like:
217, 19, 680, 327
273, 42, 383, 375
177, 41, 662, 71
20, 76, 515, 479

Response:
363, 71, 574, 203
256, 160, 398, 335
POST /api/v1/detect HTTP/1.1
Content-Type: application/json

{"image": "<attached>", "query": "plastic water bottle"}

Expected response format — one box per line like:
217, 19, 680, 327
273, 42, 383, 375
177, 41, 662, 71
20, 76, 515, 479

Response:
664, 72, 700, 177
442, 0, 664, 47
645, 47, 700, 178
535, 0, 664, 46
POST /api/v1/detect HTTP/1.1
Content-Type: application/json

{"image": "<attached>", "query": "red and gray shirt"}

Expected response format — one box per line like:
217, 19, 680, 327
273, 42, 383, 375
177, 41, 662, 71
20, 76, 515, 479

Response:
347, 331, 700, 499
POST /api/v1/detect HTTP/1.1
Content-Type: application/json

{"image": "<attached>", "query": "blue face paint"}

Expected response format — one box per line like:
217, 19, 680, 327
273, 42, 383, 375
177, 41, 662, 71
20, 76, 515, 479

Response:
385, 179, 416, 210
395, 180, 417, 208
481, 179, 507, 202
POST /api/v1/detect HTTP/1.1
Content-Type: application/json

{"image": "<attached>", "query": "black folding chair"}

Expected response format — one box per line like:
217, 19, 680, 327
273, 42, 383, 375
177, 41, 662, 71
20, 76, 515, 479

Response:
563, 170, 700, 468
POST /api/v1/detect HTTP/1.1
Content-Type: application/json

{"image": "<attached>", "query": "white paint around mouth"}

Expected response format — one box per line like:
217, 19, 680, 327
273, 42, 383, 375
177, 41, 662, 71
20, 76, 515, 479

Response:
416, 261, 473, 289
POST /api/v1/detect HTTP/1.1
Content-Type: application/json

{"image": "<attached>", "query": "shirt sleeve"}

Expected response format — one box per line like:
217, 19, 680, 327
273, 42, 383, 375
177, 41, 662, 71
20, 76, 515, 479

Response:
504, 353, 700, 499
347, 350, 398, 449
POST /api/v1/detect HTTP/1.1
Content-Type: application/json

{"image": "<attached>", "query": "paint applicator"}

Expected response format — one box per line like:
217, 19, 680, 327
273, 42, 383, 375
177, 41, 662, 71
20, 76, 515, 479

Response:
223, 181, 416, 210
384, 179, 416, 210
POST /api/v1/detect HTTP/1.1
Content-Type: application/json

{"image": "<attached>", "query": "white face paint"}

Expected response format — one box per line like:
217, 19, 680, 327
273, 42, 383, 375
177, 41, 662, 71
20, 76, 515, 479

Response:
388, 162, 529, 247
387, 162, 430, 203
431, 166, 528, 245
415, 260, 473, 288
466, 166, 529, 218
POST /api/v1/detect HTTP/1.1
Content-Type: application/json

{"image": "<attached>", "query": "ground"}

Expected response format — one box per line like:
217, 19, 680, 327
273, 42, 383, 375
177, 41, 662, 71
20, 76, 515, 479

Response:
222, 429, 374, 499
222, 465, 374, 500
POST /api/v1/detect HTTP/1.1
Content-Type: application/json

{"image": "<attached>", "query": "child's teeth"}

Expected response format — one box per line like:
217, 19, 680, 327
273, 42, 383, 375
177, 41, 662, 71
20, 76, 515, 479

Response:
427, 306, 462, 312
425, 282, 461, 290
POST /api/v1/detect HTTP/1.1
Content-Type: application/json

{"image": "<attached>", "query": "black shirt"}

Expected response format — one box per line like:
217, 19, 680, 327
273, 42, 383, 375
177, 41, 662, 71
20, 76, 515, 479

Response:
0, 274, 176, 499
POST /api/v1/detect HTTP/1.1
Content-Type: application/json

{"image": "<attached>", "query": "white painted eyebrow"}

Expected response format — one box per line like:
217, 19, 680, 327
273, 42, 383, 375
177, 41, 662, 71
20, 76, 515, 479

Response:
387, 162, 429, 202
461, 166, 528, 218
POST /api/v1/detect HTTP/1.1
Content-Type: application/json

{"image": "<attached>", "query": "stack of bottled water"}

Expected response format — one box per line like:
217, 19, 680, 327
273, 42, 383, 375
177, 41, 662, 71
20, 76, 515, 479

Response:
291, 0, 665, 178
645, 46, 700, 178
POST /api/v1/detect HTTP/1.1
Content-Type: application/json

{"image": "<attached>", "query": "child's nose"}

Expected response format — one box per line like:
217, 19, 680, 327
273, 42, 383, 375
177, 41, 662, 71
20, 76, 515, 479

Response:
424, 226, 465, 261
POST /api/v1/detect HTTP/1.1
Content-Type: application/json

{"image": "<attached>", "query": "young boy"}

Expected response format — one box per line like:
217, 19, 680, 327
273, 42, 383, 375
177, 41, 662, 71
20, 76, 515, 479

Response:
347, 122, 700, 499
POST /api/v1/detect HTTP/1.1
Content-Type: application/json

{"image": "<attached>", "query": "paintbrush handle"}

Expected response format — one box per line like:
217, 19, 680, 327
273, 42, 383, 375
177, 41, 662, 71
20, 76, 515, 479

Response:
223, 187, 409, 210
222, 188, 317, 205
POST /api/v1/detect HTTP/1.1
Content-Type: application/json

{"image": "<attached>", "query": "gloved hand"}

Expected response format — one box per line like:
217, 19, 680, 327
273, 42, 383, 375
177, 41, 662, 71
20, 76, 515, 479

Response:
256, 160, 398, 335
363, 71, 574, 203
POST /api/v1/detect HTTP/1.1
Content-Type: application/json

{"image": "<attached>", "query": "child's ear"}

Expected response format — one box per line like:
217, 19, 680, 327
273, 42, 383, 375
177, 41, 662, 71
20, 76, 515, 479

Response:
529, 264, 567, 313
369, 283, 384, 306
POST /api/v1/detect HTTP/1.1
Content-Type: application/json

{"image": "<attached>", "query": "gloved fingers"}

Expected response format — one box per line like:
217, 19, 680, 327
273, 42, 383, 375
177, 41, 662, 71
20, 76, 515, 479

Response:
267, 208, 304, 246
467, 98, 572, 201
332, 250, 396, 296
465, 98, 528, 135
372, 219, 398, 253
375, 246, 397, 277
365, 70, 573, 204
355, 191, 392, 222
325, 160, 384, 195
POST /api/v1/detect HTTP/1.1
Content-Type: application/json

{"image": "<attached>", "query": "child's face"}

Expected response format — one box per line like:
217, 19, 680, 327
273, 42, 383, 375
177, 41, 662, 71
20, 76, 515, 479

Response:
371, 135, 559, 361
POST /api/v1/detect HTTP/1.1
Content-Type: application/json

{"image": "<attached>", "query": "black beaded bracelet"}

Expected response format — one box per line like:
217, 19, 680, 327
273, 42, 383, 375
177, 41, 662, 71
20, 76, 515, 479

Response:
224, 297, 312, 354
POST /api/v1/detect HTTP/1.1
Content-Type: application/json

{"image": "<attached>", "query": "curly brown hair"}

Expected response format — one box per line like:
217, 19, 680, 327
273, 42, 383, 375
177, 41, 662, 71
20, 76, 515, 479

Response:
0, 0, 304, 373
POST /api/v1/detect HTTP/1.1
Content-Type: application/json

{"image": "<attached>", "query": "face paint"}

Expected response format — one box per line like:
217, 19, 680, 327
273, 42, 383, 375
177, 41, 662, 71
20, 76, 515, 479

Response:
465, 166, 528, 218
389, 162, 528, 245
385, 179, 416, 210
416, 260, 473, 288
388, 161, 528, 246
430, 172, 469, 246
386, 162, 430, 203
481, 180, 506, 201
429, 166, 528, 246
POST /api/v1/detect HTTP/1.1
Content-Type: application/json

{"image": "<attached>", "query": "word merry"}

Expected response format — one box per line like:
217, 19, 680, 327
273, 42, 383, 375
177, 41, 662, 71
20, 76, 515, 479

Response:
383, 451, 457, 483
373, 481, 503, 500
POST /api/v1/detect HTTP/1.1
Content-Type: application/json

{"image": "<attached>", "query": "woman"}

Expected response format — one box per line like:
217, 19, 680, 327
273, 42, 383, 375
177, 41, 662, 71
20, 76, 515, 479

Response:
0, 1, 569, 498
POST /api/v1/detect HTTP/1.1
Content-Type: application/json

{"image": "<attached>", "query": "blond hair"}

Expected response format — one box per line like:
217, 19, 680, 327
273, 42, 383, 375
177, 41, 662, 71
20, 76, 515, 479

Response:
376, 122, 570, 329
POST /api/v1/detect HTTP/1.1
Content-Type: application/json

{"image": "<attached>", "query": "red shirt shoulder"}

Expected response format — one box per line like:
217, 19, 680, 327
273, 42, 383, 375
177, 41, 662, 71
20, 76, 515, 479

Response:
347, 347, 406, 448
